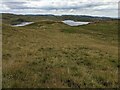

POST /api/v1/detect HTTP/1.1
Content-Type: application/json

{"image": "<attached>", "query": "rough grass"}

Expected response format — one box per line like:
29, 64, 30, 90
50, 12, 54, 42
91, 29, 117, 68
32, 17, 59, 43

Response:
2, 15, 119, 88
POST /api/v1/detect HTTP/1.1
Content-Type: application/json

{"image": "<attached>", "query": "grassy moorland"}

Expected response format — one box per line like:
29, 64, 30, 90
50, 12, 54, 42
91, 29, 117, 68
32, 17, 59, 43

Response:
2, 13, 119, 88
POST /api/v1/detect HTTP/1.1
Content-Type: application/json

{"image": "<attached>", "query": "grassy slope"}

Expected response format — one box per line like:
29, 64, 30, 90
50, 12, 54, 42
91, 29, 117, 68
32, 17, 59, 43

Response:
2, 14, 119, 88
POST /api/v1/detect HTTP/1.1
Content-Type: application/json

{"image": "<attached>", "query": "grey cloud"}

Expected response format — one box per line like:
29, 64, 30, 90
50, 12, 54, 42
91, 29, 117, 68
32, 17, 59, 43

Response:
2, 1, 113, 10
2, 2, 28, 9
1, 0, 118, 17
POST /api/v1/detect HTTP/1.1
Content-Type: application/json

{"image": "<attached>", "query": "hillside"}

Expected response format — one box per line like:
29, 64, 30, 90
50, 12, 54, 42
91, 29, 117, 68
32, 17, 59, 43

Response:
2, 13, 119, 88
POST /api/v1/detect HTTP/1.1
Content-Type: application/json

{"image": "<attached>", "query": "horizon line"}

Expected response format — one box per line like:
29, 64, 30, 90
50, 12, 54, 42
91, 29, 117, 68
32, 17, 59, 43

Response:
1, 12, 118, 19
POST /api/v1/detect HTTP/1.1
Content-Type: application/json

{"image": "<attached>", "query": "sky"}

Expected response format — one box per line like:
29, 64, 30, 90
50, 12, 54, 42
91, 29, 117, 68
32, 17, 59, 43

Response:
1, 0, 120, 18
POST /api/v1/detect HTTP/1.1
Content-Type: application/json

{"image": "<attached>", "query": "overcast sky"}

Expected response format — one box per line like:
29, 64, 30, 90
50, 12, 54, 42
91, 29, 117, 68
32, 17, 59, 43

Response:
1, 0, 120, 18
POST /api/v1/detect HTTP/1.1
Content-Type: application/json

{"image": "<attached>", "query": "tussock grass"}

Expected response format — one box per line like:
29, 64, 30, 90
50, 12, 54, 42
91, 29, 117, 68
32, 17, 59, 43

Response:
2, 14, 118, 88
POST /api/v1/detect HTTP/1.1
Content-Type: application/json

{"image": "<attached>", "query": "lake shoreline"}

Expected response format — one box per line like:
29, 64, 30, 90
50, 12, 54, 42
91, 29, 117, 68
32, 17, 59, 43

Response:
12, 22, 34, 27
62, 20, 90, 26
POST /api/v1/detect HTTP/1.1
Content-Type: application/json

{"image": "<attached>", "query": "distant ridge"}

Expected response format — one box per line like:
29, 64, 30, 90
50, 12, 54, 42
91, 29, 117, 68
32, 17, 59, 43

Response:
1, 13, 118, 19
2, 13, 118, 24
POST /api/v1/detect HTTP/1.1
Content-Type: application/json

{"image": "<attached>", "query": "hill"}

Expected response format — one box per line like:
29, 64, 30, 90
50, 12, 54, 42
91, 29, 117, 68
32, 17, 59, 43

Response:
2, 13, 119, 88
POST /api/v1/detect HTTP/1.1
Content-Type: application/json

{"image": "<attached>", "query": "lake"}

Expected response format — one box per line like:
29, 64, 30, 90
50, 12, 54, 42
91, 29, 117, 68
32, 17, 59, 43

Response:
12, 20, 90, 27
12, 22, 34, 27
62, 20, 90, 26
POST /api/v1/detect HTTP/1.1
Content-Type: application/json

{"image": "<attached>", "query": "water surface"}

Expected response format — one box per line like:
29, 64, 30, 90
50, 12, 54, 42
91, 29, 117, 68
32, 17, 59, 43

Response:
62, 20, 90, 26
12, 22, 34, 27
